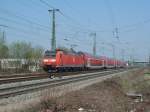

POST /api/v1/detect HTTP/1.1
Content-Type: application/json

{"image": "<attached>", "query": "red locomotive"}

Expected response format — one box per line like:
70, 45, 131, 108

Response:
41, 48, 126, 73
42, 49, 85, 72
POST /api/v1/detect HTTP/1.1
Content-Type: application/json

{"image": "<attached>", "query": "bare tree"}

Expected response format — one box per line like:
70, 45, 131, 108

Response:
9, 41, 44, 71
0, 37, 9, 59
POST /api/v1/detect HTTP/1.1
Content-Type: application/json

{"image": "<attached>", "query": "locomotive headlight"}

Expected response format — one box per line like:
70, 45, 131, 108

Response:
50, 59, 56, 62
43, 59, 49, 62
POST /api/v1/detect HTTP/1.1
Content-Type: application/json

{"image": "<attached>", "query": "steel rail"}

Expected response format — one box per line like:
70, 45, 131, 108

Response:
0, 69, 119, 92
0, 69, 126, 99
0, 75, 48, 84
0, 73, 45, 78
0, 69, 114, 84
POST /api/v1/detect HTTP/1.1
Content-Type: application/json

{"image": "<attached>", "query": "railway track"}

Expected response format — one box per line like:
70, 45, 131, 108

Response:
0, 73, 48, 85
0, 69, 117, 84
0, 73, 44, 78
0, 68, 127, 99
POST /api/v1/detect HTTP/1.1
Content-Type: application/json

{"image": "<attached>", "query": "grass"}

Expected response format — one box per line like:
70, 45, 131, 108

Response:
144, 72, 150, 76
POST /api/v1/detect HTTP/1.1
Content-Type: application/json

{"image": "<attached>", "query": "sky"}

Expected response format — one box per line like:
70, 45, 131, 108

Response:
0, 0, 150, 61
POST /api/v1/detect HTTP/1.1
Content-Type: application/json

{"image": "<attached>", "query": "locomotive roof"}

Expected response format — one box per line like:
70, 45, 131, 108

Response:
56, 48, 84, 55
45, 49, 125, 63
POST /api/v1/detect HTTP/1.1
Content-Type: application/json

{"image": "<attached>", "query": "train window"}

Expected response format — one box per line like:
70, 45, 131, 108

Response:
44, 50, 56, 57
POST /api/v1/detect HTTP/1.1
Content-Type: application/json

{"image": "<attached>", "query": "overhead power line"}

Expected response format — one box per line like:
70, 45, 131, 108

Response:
39, 0, 86, 28
0, 16, 50, 32
62, 0, 86, 20
120, 18, 150, 30
105, 0, 116, 28
0, 7, 50, 30
58, 10, 85, 28
104, 0, 120, 40
39, 0, 55, 9
59, 11, 110, 33
1, 23, 49, 37
0, 24, 8, 28
0, 24, 50, 44
38, 0, 99, 33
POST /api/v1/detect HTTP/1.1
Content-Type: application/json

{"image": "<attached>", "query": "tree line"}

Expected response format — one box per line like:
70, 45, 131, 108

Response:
0, 37, 44, 60
0, 32, 44, 72
0, 32, 44, 60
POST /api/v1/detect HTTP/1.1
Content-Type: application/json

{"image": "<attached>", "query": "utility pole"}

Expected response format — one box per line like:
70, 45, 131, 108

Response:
112, 27, 119, 40
101, 42, 115, 59
0, 28, 6, 43
101, 42, 107, 56
121, 49, 125, 61
148, 51, 150, 66
102, 46, 105, 55
115, 27, 119, 39
108, 43, 115, 59
93, 35, 96, 57
48, 9, 59, 51
2, 31, 6, 43
90, 33, 96, 56
129, 48, 135, 66
149, 55, 150, 66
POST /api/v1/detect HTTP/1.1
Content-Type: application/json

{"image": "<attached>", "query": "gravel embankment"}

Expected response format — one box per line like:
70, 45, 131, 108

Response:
0, 69, 137, 112
34, 67, 149, 112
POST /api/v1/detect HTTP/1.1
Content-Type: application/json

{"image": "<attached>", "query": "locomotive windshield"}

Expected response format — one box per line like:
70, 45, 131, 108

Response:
44, 50, 56, 57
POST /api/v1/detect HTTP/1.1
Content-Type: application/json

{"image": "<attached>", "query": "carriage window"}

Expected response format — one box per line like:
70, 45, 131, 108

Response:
44, 50, 56, 57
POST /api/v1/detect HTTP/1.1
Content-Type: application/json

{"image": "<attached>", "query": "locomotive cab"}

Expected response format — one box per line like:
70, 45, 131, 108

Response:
42, 50, 56, 72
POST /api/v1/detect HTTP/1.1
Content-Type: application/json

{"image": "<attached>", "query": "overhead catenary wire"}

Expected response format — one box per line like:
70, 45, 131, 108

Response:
104, 0, 120, 40
39, 0, 80, 25
3, 0, 140, 57
7, 31, 48, 44
0, 6, 51, 46
38, 0, 82, 34
36, 0, 113, 49
38, 0, 96, 45
0, 24, 8, 28
63, 0, 114, 33
0, 0, 147, 59
117, 19, 150, 34
0, 7, 50, 30
13, 0, 150, 34
0, 23, 49, 38
15, 0, 51, 21
2, 27, 51, 47
104, 0, 116, 28
58, 10, 112, 34
0, 16, 50, 32
15, 0, 93, 49
39, 0, 55, 9
38, 0, 112, 34
38, 0, 105, 33
1, 0, 148, 35
120, 18, 150, 31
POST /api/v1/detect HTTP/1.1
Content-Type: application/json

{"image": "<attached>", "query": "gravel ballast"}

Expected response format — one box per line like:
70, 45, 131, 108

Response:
0, 69, 140, 112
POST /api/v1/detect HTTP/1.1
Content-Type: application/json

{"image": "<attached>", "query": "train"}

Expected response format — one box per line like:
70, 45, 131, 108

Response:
41, 48, 127, 74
